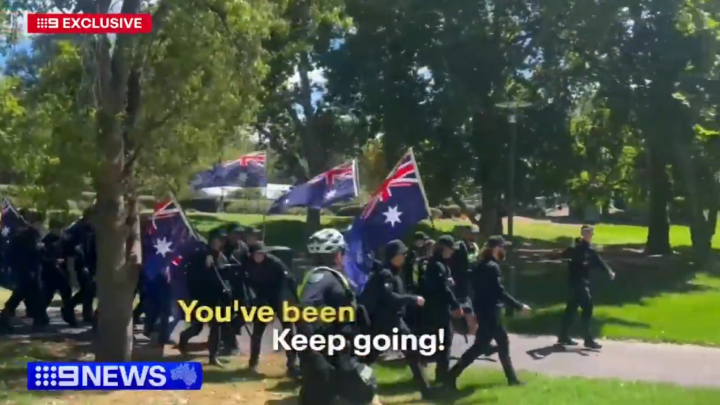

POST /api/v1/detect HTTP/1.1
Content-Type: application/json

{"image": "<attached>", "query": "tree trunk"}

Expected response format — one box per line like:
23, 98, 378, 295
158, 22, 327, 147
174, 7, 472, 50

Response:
479, 188, 500, 236
645, 148, 672, 255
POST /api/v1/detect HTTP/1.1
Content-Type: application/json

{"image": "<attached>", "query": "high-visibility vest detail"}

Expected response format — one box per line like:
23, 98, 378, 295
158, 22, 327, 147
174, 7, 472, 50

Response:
297, 266, 356, 305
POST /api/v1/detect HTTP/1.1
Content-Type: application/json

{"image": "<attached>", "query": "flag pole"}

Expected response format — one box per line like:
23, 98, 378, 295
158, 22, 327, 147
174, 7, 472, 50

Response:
169, 191, 202, 242
407, 148, 432, 222
261, 148, 269, 242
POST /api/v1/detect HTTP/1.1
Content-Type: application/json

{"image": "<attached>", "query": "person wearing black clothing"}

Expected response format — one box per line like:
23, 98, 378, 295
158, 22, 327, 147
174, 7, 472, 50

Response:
245, 241, 299, 377
220, 223, 249, 356
360, 239, 434, 400
178, 228, 231, 367
0, 212, 47, 332
443, 235, 530, 389
555, 225, 615, 349
66, 212, 97, 323
452, 225, 481, 334
296, 228, 377, 405
421, 235, 463, 382
40, 219, 75, 326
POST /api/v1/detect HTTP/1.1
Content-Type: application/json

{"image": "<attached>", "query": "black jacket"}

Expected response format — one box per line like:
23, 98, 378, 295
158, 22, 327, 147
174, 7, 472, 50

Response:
422, 254, 460, 314
185, 246, 230, 306
245, 253, 293, 306
451, 240, 474, 299
560, 239, 611, 286
9, 227, 44, 278
361, 264, 418, 331
471, 257, 523, 314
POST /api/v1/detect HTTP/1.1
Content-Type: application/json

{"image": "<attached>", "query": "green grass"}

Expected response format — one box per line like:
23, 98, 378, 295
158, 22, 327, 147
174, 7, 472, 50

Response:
187, 213, 720, 346
374, 365, 720, 405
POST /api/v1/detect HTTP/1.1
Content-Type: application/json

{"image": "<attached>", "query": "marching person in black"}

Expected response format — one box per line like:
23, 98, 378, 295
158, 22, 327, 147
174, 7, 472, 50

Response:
295, 228, 377, 405
452, 225, 481, 335
443, 236, 530, 389
220, 223, 249, 356
66, 210, 97, 323
178, 228, 231, 366
401, 232, 433, 332
245, 241, 299, 377
555, 225, 615, 349
40, 218, 76, 326
0, 211, 47, 332
421, 235, 464, 382
360, 239, 434, 400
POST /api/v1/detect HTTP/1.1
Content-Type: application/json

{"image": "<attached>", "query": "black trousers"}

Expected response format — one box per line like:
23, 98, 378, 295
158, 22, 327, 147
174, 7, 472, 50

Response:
433, 319, 453, 381
3, 275, 45, 324
179, 319, 221, 358
559, 285, 594, 340
448, 309, 518, 384
363, 320, 431, 395
41, 266, 73, 316
250, 313, 296, 368
71, 269, 95, 320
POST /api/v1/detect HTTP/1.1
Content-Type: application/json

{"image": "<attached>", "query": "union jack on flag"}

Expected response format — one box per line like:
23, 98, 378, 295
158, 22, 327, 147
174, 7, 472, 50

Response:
224, 151, 266, 167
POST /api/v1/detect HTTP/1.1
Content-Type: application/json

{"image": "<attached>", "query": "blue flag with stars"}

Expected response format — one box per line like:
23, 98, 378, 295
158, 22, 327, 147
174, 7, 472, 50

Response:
268, 160, 359, 214
344, 149, 430, 292
190, 151, 268, 190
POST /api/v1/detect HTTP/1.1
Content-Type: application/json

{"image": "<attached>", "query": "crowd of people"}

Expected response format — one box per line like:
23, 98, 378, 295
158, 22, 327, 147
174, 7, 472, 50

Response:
0, 206, 615, 404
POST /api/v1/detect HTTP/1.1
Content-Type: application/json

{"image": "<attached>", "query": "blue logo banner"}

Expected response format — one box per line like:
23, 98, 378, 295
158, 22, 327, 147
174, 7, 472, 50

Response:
27, 362, 203, 391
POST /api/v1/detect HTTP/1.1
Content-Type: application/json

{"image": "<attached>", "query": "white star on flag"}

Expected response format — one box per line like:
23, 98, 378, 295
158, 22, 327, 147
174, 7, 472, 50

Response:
1, 227, 9, 237
383, 206, 403, 227
238, 172, 248, 182
325, 189, 337, 200
153, 237, 174, 257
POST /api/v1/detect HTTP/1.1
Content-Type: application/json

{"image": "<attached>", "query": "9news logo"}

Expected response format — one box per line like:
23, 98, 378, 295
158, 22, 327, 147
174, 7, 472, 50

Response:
27, 362, 204, 391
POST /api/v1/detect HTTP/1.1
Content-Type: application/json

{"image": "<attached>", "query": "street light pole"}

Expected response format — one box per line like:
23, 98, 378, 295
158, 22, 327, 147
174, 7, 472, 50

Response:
495, 100, 530, 303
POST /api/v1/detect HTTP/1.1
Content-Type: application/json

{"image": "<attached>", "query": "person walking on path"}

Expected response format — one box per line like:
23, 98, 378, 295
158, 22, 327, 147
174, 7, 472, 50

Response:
553, 225, 615, 349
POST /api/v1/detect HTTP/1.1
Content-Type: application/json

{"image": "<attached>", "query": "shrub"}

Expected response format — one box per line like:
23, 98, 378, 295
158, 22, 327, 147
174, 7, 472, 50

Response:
225, 199, 274, 214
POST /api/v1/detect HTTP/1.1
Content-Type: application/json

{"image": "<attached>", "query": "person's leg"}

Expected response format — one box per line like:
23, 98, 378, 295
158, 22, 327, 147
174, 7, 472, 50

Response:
279, 319, 298, 374
558, 286, 581, 344
208, 321, 222, 366
178, 320, 204, 354
249, 320, 267, 370
493, 323, 521, 385
444, 314, 496, 388
298, 351, 336, 405
81, 280, 96, 322
434, 319, 453, 382
578, 287, 600, 348
56, 274, 76, 326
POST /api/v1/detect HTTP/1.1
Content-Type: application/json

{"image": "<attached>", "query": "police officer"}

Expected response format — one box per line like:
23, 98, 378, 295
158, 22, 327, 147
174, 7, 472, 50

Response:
443, 236, 530, 389
0, 211, 47, 332
246, 241, 299, 377
555, 225, 615, 349
178, 228, 231, 366
40, 218, 76, 326
295, 228, 378, 405
402, 232, 433, 293
421, 235, 464, 382
361, 239, 434, 400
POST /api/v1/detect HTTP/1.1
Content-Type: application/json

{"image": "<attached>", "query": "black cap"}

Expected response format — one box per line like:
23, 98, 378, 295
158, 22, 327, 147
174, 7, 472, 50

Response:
208, 227, 227, 240
226, 223, 244, 234
385, 239, 408, 258
414, 231, 430, 241
249, 241, 268, 254
581, 225, 594, 233
436, 235, 455, 249
485, 235, 511, 248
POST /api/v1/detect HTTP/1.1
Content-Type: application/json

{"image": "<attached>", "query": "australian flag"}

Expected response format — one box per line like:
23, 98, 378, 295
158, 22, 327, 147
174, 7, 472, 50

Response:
344, 149, 430, 292
142, 200, 195, 282
268, 160, 359, 214
190, 151, 268, 190
1, 197, 26, 287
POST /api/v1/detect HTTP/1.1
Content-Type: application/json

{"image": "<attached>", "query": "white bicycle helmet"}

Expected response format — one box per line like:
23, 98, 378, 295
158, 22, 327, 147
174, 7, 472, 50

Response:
308, 228, 346, 254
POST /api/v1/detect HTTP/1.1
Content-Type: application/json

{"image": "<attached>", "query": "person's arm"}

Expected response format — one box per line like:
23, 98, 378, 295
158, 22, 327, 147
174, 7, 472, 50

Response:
424, 262, 460, 310
492, 263, 523, 310
549, 246, 573, 260
380, 273, 418, 307
588, 247, 614, 278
